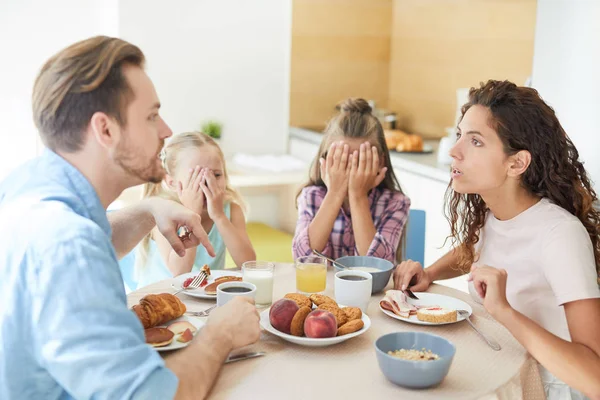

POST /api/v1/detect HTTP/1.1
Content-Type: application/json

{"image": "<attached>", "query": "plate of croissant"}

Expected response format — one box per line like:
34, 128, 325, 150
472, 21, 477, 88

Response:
260, 293, 371, 347
132, 293, 204, 351
171, 270, 243, 300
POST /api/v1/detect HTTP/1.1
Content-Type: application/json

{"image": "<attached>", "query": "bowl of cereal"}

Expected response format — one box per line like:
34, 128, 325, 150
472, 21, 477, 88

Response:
374, 332, 456, 388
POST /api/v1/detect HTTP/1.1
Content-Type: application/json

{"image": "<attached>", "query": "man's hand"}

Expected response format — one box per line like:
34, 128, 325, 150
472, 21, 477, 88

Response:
205, 297, 261, 351
146, 197, 215, 258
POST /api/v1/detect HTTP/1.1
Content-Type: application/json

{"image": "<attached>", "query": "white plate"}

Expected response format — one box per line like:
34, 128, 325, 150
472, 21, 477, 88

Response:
379, 292, 472, 326
260, 307, 371, 347
150, 315, 205, 352
171, 270, 243, 300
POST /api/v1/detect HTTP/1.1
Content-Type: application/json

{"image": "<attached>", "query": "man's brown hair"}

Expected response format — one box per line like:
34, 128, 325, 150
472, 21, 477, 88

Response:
32, 36, 145, 152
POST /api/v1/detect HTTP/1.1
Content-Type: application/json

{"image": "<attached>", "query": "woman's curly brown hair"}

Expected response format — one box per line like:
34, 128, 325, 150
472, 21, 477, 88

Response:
445, 80, 600, 281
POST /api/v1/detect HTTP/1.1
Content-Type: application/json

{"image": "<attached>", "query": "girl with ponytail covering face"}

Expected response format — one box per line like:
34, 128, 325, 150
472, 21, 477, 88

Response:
292, 98, 410, 264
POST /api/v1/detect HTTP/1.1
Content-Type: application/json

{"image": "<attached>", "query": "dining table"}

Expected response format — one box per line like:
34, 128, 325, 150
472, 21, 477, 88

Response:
127, 263, 547, 400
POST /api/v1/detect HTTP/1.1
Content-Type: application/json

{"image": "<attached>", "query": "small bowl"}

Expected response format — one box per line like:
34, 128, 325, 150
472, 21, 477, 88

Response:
334, 256, 394, 294
374, 332, 456, 389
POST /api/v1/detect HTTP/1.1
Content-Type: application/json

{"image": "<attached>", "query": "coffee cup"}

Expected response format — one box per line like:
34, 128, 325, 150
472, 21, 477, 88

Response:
334, 270, 372, 312
216, 281, 257, 307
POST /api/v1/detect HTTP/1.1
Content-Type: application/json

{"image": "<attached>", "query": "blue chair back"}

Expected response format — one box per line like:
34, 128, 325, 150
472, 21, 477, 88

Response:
405, 209, 426, 265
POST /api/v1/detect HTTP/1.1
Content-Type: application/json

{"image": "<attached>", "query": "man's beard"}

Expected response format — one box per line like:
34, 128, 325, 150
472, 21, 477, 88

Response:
114, 138, 165, 184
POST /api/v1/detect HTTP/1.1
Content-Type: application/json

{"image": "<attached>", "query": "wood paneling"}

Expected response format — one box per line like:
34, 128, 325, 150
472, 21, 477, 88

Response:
388, 0, 537, 137
290, 0, 537, 138
290, 0, 393, 129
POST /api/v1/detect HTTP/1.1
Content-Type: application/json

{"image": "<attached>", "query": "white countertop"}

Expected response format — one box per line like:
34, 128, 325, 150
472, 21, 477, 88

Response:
289, 127, 451, 184
228, 169, 306, 188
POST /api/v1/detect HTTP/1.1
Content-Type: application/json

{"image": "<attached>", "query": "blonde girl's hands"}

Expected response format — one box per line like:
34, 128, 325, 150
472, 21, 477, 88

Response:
319, 141, 351, 199
200, 169, 226, 221
177, 165, 205, 214
468, 265, 512, 319
349, 142, 387, 197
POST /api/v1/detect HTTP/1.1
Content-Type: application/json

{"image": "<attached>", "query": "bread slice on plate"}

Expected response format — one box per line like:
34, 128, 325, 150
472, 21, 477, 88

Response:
416, 307, 457, 324
204, 276, 243, 295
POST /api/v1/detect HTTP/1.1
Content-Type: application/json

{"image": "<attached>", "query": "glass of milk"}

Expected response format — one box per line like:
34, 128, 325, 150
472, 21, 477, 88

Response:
242, 261, 275, 307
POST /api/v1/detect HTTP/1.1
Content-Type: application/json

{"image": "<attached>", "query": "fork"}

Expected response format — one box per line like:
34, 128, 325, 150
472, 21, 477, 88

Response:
186, 305, 217, 317
457, 309, 501, 351
173, 271, 208, 296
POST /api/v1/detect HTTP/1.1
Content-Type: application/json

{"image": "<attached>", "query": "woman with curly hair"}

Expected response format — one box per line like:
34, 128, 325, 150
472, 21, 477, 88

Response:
393, 80, 600, 399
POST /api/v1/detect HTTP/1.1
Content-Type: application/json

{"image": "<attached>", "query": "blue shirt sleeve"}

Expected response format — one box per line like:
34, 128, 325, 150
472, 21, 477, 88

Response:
29, 226, 178, 400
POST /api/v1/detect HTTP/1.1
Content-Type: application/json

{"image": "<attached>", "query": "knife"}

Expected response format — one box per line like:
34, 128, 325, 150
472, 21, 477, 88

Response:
224, 351, 266, 364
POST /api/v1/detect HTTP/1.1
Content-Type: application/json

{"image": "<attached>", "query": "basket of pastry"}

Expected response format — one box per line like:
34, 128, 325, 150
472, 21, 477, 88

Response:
259, 293, 371, 347
132, 293, 203, 351
384, 129, 431, 153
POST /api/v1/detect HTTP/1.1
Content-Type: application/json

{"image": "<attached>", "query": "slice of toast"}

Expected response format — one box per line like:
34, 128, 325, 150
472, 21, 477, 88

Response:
416, 307, 457, 324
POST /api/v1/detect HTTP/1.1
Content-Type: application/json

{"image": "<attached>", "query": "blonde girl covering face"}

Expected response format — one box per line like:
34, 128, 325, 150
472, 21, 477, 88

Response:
135, 132, 255, 285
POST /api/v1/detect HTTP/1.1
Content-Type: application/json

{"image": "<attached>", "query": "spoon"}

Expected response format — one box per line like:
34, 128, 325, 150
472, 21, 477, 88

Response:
311, 249, 349, 270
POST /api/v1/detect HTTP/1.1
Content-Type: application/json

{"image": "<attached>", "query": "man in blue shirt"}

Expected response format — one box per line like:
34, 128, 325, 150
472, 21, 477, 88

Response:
0, 36, 261, 399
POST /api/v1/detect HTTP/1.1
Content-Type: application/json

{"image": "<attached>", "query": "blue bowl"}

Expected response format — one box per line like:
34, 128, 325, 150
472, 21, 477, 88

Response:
375, 332, 456, 389
335, 256, 394, 294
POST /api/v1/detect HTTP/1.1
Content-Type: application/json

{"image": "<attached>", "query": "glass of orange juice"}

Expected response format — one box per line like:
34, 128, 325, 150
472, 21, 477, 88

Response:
295, 256, 327, 294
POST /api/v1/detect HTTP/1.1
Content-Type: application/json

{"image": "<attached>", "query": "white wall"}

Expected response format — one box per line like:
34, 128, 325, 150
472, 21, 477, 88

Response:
531, 0, 600, 192
118, 0, 292, 158
1, 0, 291, 183
0, 0, 118, 180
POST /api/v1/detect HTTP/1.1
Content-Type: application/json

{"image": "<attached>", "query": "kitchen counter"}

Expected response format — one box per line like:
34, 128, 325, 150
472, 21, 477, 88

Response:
289, 127, 450, 184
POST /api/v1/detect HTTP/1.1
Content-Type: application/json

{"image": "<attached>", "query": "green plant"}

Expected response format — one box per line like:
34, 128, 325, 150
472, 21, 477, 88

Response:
201, 120, 223, 139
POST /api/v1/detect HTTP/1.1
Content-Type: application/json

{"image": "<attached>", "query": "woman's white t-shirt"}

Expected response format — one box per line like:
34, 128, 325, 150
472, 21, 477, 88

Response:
468, 198, 599, 399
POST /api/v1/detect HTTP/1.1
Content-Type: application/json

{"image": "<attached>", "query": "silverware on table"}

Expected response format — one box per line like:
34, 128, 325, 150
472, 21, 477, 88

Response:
185, 305, 217, 317
457, 309, 501, 351
403, 288, 419, 300
173, 271, 208, 296
224, 351, 266, 364
311, 249, 349, 270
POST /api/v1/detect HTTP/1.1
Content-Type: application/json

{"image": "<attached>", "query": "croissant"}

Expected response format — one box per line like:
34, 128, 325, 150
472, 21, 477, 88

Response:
132, 293, 187, 329
384, 129, 423, 152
